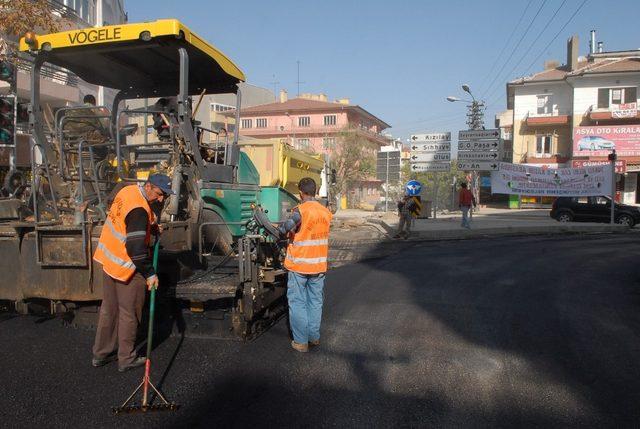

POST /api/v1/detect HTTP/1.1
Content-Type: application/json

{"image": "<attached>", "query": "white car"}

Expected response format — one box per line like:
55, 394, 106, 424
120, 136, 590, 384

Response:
577, 136, 616, 151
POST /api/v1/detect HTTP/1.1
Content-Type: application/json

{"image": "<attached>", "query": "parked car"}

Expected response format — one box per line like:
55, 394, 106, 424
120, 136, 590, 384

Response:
577, 136, 616, 151
550, 196, 640, 227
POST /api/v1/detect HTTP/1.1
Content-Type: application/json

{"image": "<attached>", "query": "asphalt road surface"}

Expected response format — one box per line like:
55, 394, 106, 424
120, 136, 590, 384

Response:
2, 234, 640, 428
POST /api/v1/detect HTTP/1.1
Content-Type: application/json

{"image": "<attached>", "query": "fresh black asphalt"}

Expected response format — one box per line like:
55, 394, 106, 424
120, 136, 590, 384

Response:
1, 234, 640, 428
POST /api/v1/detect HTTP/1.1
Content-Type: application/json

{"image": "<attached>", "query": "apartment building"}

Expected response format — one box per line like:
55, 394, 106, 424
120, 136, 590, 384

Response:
229, 91, 391, 207
0, 0, 127, 168
505, 33, 640, 207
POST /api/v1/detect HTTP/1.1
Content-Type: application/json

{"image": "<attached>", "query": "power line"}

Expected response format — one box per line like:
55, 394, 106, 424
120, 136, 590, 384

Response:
482, 0, 567, 102
480, 0, 548, 100
483, 0, 590, 112
477, 0, 534, 94
522, 0, 589, 75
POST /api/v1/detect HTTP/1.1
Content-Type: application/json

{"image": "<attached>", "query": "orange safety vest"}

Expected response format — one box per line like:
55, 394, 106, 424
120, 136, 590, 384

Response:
284, 200, 332, 274
93, 184, 154, 282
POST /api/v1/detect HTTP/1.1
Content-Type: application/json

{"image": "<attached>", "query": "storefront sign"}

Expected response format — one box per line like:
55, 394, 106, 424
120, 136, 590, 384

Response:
612, 103, 638, 119
573, 125, 640, 157
572, 159, 626, 173
491, 162, 613, 197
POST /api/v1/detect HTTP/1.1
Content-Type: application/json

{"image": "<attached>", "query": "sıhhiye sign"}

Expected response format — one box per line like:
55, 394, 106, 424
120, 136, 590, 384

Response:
573, 125, 640, 157
490, 162, 613, 197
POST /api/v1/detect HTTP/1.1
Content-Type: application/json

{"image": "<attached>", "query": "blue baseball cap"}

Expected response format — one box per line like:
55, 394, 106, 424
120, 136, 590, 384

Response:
148, 174, 174, 195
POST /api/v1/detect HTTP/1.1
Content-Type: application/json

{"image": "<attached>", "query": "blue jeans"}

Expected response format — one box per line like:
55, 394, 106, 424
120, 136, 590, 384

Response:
461, 205, 471, 228
287, 271, 326, 344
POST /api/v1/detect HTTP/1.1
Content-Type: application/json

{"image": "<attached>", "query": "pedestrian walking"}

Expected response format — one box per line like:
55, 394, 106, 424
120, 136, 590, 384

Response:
458, 182, 476, 229
394, 194, 417, 239
280, 177, 333, 353
91, 174, 173, 372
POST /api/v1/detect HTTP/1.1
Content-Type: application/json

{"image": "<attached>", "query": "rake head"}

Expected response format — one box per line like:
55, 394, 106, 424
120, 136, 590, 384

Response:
113, 403, 179, 414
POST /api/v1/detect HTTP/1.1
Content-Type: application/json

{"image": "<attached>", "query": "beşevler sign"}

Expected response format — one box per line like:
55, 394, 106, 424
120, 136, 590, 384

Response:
573, 125, 640, 157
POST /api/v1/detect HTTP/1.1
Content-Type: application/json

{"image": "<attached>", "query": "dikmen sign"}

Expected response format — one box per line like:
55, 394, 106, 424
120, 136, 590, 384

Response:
490, 162, 613, 197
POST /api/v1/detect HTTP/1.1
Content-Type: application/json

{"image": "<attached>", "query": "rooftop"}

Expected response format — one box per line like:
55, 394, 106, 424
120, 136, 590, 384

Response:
227, 97, 391, 129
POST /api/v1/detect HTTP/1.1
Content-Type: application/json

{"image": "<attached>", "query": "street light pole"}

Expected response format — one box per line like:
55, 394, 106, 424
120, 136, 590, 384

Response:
448, 84, 486, 209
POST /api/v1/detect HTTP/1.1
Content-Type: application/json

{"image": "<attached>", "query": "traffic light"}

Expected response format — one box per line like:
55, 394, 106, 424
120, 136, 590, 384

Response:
0, 59, 15, 84
0, 96, 14, 145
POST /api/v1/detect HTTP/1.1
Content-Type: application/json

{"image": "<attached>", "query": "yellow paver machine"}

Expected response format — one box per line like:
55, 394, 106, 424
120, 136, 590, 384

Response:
0, 20, 299, 338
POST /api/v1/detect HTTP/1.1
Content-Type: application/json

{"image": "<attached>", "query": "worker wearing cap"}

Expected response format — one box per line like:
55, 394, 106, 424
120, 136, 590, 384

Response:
279, 177, 332, 353
92, 174, 174, 372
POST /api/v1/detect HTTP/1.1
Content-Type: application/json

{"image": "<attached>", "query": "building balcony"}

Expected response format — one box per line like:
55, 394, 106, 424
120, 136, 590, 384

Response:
520, 152, 570, 164
524, 111, 570, 126
587, 104, 640, 121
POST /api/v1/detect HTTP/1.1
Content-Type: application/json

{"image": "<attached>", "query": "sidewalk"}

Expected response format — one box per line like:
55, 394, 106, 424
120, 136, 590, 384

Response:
360, 207, 629, 240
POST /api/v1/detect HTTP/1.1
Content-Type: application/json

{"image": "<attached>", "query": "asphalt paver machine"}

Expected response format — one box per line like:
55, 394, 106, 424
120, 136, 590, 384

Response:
0, 20, 294, 338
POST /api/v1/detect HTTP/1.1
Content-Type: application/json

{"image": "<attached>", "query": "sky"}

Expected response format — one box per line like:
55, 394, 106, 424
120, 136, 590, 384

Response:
127, 0, 640, 143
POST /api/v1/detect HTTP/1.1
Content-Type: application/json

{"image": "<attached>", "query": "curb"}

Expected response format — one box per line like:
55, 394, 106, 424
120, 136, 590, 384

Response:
366, 218, 629, 242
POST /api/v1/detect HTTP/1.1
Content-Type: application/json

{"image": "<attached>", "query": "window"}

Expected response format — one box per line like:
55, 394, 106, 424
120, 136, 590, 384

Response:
212, 103, 233, 112
576, 197, 589, 204
535, 135, 552, 157
211, 121, 226, 131
256, 118, 268, 128
296, 138, 310, 150
298, 116, 311, 127
536, 95, 552, 115
241, 119, 252, 129
323, 137, 336, 150
323, 115, 337, 126
594, 196, 610, 205
598, 87, 637, 108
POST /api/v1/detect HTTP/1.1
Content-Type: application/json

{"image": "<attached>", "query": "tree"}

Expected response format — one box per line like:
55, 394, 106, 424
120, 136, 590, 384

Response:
329, 127, 377, 206
0, 0, 59, 39
402, 161, 468, 213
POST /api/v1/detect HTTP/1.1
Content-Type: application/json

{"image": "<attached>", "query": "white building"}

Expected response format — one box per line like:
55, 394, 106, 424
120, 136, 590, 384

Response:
505, 33, 640, 206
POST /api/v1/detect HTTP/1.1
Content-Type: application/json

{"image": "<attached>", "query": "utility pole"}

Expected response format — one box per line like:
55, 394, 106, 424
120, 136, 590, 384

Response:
269, 74, 279, 102
609, 149, 617, 224
296, 60, 305, 97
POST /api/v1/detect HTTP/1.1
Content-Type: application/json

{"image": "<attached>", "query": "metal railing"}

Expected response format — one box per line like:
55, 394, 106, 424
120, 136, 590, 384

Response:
48, 0, 95, 27
15, 55, 79, 87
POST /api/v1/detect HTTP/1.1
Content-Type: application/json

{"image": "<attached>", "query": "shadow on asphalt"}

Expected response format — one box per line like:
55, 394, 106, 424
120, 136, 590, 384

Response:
140, 234, 640, 427
341, 233, 640, 425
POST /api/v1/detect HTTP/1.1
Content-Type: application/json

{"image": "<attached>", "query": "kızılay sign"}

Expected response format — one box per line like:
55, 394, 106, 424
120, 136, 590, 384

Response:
573, 125, 640, 157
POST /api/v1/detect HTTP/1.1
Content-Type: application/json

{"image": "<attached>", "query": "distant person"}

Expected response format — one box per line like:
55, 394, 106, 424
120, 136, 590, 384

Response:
279, 177, 332, 353
458, 182, 476, 229
394, 194, 417, 239
83, 94, 96, 106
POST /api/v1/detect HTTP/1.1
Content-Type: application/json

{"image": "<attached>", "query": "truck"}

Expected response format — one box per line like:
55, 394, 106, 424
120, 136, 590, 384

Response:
239, 137, 336, 219
0, 19, 298, 338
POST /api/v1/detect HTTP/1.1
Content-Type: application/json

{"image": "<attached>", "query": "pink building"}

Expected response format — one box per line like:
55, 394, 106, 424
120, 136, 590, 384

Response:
228, 93, 392, 208
232, 93, 390, 153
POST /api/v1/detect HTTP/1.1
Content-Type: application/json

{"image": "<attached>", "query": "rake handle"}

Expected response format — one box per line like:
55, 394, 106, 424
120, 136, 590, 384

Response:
143, 238, 160, 407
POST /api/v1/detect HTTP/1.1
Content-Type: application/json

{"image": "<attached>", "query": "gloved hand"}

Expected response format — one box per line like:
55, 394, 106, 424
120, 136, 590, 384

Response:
146, 274, 159, 291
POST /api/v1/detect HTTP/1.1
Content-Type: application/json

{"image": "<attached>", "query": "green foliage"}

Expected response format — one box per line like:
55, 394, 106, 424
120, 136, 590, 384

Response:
329, 127, 377, 197
401, 160, 467, 211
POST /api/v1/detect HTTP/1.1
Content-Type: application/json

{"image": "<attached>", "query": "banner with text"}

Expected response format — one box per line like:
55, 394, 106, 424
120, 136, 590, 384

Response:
573, 125, 640, 157
491, 162, 613, 197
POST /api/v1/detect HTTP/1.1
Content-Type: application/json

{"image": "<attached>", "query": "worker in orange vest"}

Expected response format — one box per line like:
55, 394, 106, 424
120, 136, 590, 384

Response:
91, 174, 173, 372
279, 177, 333, 352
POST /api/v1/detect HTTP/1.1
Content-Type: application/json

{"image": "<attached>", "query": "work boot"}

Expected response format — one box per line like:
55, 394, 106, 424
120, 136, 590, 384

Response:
309, 339, 320, 347
291, 341, 309, 353
118, 356, 146, 372
91, 354, 117, 367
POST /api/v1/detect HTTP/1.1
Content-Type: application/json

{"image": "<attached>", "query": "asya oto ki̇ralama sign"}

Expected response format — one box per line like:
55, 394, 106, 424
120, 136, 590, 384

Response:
490, 162, 613, 197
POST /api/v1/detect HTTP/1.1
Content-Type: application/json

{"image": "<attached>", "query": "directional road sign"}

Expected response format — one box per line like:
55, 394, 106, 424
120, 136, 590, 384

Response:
457, 139, 502, 151
458, 129, 500, 140
410, 152, 450, 162
411, 163, 451, 172
410, 132, 451, 142
457, 151, 501, 161
410, 142, 451, 152
456, 161, 499, 171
